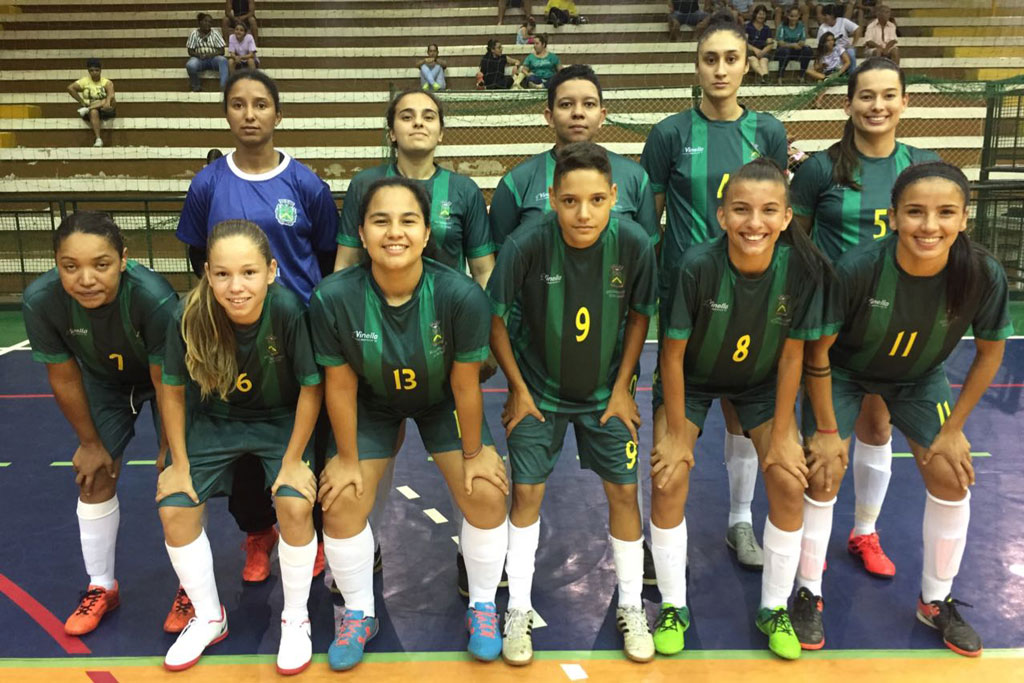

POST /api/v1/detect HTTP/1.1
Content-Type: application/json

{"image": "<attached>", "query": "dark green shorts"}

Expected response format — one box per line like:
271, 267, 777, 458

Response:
82, 376, 158, 460
159, 412, 310, 507
800, 366, 954, 448
652, 373, 776, 432
356, 393, 494, 459
508, 410, 639, 485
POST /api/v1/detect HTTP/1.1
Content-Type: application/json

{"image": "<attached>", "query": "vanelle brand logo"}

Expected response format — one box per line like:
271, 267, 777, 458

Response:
352, 330, 379, 343
706, 299, 729, 312
868, 298, 890, 309
540, 273, 562, 285
68, 328, 89, 336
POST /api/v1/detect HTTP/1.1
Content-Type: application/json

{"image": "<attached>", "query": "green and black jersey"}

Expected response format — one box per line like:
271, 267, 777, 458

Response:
338, 162, 495, 271
23, 261, 177, 386
791, 143, 940, 262
641, 107, 788, 270
162, 283, 322, 421
310, 258, 492, 414
489, 146, 660, 247
825, 235, 1012, 382
488, 213, 658, 413
663, 237, 824, 392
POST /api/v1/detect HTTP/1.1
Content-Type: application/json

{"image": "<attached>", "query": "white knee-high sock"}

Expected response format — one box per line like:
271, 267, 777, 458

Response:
921, 490, 970, 603
367, 458, 395, 550
610, 535, 644, 608
461, 517, 508, 606
798, 496, 836, 597
505, 520, 540, 611
278, 535, 317, 621
853, 438, 893, 536
166, 530, 221, 621
725, 432, 758, 527
323, 524, 375, 617
761, 518, 803, 610
78, 496, 119, 589
650, 519, 687, 606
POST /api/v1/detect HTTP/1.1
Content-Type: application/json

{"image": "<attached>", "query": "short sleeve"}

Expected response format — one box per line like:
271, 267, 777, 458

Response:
641, 122, 672, 194
486, 240, 526, 319
161, 308, 188, 386
765, 118, 789, 171
843, 18, 858, 34
633, 170, 660, 244
663, 267, 694, 340
790, 153, 829, 218
971, 257, 1013, 341
452, 285, 492, 363
459, 178, 496, 259
23, 299, 71, 365
488, 174, 521, 248
309, 287, 348, 367
176, 171, 212, 247
304, 173, 340, 253
286, 307, 323, 386
629, 240, 658, 317
338, 174, 366, 248
139, 287, 178, 365
788, 273, 825, 340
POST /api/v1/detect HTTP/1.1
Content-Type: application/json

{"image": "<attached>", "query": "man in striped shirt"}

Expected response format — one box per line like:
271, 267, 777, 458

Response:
186, 13, 229, 92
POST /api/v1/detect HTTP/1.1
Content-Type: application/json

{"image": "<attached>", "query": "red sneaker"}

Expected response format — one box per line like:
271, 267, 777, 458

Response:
163, 585, 196, 633
313, 541, 325, 578
65, 582, 120, 635
848, 529, 896, 578
242, 527, 279, 583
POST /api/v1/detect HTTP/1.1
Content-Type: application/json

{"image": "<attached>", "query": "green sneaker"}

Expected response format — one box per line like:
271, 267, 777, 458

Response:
756, 607, 801, 660
652, 603, 690, 655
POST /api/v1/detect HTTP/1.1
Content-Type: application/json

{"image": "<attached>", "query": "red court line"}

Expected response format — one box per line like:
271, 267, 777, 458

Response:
0, 394, 54, 398
86, 673, 119, 683
0, 573, 91, 655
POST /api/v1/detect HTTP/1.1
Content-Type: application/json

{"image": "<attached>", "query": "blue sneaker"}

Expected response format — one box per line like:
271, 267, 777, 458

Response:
466, 602, 502, 661
327, 609, 379, 671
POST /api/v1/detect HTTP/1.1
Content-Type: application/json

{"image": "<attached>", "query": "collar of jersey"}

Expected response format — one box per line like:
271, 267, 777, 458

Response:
226, 150, 291, 182
693, 104, 749, 125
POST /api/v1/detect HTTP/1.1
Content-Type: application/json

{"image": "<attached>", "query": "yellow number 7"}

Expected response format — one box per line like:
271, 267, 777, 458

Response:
108, 353, 123, 371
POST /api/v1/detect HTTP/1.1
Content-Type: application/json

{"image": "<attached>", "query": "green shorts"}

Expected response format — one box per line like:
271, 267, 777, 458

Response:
82, 376, 158, 460
800, 366, 954, 448
652, 373, 777, 432
508, 410, 639, 485
356, 393, 494, 459
159, 412, 310, 507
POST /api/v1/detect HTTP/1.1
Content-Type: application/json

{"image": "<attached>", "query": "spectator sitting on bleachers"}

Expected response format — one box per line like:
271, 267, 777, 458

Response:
817, 3, 860, 71
546, 0, 585, 28
223, 0, 258, 40
67, 58, 116, 148
775, 4, 813, 83
668, 0, 711, 41
499, 0, 534, 25
745, 5, 776, 82
228, 21, 259, 71
772, 0, 810, 28
187, 13, 230, 93
863, 4, 898, 64
417, 44, 447, 91
730, 0, 755, 22
517, 16, 538, 44
477, 39, 522, 90
806, 30, 850, 81
522, 34, 561, 89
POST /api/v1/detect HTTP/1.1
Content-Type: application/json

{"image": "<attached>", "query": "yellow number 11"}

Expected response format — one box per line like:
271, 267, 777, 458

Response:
888, 330, 918, 357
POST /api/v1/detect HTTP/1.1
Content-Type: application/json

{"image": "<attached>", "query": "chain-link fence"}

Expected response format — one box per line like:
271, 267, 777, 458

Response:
981, 76, 1024, 178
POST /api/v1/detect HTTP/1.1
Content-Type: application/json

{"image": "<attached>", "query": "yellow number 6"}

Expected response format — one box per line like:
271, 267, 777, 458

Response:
575, 306, 590, 342
235, 372, 253, 392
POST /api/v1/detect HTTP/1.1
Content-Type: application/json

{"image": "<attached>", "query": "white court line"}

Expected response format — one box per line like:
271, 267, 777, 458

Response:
561, 663, 589, 681
451, 536, 459, 545
0, 340, 31, 356
423, 508, 448, 524
396, 485, 420, 500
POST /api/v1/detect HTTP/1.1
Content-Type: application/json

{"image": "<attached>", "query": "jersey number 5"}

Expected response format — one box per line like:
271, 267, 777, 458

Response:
873, 209, 888, 239
732, 334, 751, 362
393, 368, 418, 390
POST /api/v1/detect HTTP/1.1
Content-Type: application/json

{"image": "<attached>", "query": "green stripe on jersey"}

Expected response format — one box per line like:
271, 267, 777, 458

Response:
692, 272, 734, 386
417, 273, 445, 406
750, 247, 790, 383
429, 169, 452, 263
256, 300, 281, 406
690, 116, 709, 239
598, 219, 623, 381
846, 247, 899, 369
362, 284, 386, 397
544, 238, 566, 398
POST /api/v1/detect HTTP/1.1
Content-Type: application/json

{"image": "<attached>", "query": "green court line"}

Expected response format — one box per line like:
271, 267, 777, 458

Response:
0, 463, 10, 467
126, 460, 156, 466
2, 648, 1023, 668
49, 461, 73, 467
892, 452, 991, 458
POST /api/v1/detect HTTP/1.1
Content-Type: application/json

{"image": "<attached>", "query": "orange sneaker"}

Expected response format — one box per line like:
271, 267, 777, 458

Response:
163, 585, 196, 633
313, 541, 325, 578
242, 527, 278, 583
64, 582, 120, 635
848, 530, 896, 578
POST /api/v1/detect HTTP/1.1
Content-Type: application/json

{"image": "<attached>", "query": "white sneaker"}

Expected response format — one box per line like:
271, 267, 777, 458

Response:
93, 137, 104, 148
501, 608, 534, 666
616, 605, 654, 663
277, 616, 312, 675
77, 107, 89, 117
164, 605, 228, 671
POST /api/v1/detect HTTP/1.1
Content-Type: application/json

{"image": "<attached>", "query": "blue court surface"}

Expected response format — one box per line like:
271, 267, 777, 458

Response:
0, 340, 1022, 659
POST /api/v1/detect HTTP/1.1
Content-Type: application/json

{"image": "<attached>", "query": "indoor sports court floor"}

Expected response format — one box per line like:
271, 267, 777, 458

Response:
1, 313, 1022, 682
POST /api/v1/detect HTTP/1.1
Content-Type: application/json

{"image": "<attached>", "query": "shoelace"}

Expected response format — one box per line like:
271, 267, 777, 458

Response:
856, 532, 885, 555
764, 608, 795, 636
471, 609, 499, 638
655, 607, 682, 631
942, 597, 974, 624
74, 588, 105, 615
504, 611, 531, 637
619, 608, 646, 634
173, 589, 193, 614
336, 616, 369, 647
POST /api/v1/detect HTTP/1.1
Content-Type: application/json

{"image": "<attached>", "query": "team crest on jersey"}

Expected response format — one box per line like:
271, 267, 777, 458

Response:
275, 199, 297, 227
439, 201, 452, 219
265, 334, 283, 361
770, 295, 791, 325
429, 320, 445, 356
750, 150, 761, 160
609, 264, 625, 289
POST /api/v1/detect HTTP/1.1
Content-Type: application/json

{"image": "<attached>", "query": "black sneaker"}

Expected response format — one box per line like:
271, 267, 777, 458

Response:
373, 545, 383, 574
916, 594, 983, 657
791, 587, 825, 650
642, 540, 658, 586
456, 552, 509, 598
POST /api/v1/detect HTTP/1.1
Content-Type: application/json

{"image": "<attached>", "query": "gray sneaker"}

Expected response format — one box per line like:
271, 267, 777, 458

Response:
726, 522, 764, 570
616, 605, 654, 662
502, 608, 534, 666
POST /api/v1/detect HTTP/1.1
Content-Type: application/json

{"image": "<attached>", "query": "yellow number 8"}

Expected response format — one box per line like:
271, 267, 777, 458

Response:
732, 334, 751, 363
625, 440, 638, 470
235, 372, 253, 392
575, 306, 590, 342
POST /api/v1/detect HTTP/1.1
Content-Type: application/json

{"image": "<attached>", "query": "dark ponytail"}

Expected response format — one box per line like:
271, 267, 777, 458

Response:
828, 57, 906, 191
722, 157, 834, 283
697, 11, 749, 59
890, 161, 984, 322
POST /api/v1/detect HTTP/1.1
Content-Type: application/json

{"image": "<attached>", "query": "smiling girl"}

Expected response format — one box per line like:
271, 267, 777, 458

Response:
23, 212, 177, 637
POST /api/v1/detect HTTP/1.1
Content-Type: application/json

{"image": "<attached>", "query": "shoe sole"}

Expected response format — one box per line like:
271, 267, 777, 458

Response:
501, 652, 533, 666
65, 598, 120, 636
624, 650, 655, 663
915, 612, 982, 657
848, 547, 895, 579
163, 628, 229, 671
799, 638, 825, 651
725, 537, 764, 571
276, 657, 312, 675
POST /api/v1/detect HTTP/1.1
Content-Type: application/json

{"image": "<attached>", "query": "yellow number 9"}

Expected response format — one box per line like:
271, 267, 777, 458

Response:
873, 208, 888, 239
575, 306, 590, 342
625, 440, 638, 470
235, 372, 253, 392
